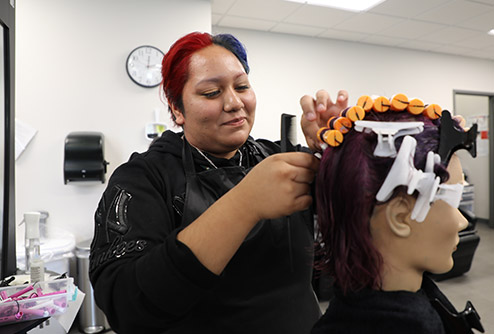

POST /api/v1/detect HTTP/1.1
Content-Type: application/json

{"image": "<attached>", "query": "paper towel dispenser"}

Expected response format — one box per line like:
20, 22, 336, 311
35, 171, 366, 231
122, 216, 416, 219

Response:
64, 132, 109, 184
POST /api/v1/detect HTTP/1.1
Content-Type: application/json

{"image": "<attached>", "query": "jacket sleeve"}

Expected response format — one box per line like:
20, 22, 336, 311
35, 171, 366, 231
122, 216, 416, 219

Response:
89, 156, 219, 333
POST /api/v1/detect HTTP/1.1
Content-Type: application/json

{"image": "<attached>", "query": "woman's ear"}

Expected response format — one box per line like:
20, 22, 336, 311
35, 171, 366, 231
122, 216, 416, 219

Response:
385, 195, 415, 238
170, 104, 185, 126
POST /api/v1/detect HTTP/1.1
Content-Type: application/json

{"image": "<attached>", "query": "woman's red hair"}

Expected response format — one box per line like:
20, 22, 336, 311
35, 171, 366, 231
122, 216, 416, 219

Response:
161, 32, 213, 113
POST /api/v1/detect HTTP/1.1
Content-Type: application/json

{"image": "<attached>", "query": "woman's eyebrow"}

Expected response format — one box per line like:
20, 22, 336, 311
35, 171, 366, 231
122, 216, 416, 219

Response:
196, 72, 247, 86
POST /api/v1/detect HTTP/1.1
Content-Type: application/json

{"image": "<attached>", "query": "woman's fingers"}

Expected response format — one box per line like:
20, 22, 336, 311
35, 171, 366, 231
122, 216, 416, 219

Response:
238, 152, 319, 219
300, 89, 349, 151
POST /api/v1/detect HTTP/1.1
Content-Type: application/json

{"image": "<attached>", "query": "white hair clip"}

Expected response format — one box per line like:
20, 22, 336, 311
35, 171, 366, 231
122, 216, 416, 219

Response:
434, 183, 464, 209
376, 135, 442, 222
376, 135, 464, 222
354, 121, 424, 158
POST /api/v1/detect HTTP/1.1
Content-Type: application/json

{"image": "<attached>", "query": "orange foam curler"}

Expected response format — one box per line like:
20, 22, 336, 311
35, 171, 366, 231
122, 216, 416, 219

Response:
316, 94, 445, 150
335, 117, 352, 134
423, 104, 442, 119
407, 98, 425, 115
326, 117, 336, 128
328, 116, 352, 134
341, 106, 365, 122
390, 93, 409, 111
317, 127, 329, 143
323, 129, 344, 147
357, 95, 373, 112
372, 96, 390, 113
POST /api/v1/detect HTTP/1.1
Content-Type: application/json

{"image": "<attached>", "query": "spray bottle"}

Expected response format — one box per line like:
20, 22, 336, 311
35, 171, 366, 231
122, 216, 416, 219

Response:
24, 212, 45, 283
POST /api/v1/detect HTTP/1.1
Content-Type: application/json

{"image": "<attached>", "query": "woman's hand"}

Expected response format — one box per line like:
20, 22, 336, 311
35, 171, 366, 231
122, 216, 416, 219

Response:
453, 114, 467, 129
178, 152, 319, 275
300, 89, 349, 151
234, 152, 319, 221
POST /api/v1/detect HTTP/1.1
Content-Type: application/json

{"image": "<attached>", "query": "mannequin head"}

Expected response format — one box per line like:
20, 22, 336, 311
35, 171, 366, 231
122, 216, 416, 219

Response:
369, 154, 467, 292
315, 97, 472, 293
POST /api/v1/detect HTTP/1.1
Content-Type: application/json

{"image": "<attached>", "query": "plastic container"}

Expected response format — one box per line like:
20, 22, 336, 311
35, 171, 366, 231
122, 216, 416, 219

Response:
76, 239, 108, 333
0, 278, 75, 326
24, 212, 42, 275
16, 230, 76, 276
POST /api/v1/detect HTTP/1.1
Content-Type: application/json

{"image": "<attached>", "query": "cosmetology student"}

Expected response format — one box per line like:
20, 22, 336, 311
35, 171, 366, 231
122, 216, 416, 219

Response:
89, 32, 347, 334
310, 94, 484, 334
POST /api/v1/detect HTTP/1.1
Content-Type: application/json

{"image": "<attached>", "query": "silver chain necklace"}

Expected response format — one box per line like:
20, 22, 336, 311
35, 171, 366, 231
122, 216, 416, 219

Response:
192, 145, 243, 169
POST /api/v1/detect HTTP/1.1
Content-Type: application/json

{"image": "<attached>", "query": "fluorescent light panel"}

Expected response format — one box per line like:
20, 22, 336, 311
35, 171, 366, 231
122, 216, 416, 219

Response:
284, 0, 386, 12
488, 29, 494, 36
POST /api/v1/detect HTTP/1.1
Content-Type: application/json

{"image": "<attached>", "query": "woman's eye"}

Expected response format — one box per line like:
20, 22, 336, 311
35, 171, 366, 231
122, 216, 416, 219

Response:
202, 91, 220, 98
236, 85, 250, 91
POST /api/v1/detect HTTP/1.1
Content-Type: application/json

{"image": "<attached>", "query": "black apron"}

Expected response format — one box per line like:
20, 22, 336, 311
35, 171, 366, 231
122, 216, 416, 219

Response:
175, 138, 321, 334
181, 137, 269, 239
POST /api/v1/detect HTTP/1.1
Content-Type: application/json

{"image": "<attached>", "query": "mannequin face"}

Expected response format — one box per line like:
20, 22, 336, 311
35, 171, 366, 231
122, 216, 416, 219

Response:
409, 154, 468, 274
171, 45, 256, 159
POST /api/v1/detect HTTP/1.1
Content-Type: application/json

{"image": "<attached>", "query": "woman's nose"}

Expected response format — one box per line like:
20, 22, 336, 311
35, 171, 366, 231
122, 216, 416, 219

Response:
223, 88, 244, 112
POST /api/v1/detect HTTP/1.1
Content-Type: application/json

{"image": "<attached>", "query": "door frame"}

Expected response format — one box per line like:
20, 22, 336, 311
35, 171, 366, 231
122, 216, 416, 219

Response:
453, 90, 494, 228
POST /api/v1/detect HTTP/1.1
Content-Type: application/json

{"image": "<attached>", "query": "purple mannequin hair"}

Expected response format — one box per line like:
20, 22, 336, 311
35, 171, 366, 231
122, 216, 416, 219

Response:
315, 110, 450, 293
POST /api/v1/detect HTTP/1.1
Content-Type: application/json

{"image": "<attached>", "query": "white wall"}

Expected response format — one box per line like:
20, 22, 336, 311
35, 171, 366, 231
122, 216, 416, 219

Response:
15, 5, 494, 245
213, 27, 494, 145
15, 0, 211, 243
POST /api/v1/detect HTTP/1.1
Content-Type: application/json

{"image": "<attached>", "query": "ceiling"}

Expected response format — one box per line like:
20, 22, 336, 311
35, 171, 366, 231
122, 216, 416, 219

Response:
212, 0, 494, 61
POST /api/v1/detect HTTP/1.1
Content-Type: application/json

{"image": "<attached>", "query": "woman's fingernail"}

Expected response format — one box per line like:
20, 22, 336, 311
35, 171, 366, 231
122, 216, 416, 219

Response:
316, 104, 325, 112
307, 112, 316, 121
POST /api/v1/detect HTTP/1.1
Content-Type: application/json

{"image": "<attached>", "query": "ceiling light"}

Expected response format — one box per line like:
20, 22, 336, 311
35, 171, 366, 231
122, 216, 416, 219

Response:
488, 29, 494, 36
284, 0, 387, 12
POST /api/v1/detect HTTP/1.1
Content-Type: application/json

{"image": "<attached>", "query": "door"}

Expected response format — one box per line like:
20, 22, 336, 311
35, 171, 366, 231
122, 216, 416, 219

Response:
454, 92, 494, 226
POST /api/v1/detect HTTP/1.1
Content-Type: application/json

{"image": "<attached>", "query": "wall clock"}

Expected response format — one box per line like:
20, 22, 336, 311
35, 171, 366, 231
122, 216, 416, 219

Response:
126, 45, 164, 88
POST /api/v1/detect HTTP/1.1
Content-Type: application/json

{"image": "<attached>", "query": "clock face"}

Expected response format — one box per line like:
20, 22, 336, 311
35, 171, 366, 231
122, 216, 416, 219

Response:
126, 45, 164, 88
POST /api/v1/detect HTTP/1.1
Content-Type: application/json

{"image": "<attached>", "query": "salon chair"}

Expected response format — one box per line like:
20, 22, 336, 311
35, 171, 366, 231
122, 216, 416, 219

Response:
429, 208, 480, 281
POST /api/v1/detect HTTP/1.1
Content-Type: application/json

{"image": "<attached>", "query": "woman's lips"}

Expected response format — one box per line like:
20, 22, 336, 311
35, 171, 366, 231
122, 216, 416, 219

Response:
223, 117, 246, 126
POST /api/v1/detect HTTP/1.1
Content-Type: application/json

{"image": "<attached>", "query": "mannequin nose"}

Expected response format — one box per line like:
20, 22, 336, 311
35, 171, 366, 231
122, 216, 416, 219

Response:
457, 209, 469, 232
224, 88, 244, 112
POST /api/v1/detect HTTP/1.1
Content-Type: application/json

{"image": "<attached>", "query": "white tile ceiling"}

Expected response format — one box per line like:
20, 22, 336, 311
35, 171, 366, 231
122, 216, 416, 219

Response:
212, 0, 494, 60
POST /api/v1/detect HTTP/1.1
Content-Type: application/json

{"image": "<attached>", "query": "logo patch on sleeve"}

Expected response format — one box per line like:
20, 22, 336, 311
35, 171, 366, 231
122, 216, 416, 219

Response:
107, 186, 132, 235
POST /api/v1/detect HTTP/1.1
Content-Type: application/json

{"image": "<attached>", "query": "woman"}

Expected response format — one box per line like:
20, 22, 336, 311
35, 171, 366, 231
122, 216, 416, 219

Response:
89, 32, 335, 334
311, 95, 483, 333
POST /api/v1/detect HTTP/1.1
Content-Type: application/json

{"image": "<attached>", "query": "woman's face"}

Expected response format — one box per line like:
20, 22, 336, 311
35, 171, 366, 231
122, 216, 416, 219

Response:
172, 45, 256, 159
411, 154, 468, 274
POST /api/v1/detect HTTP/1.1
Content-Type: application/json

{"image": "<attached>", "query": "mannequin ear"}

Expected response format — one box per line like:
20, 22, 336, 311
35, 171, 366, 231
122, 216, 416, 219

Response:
385, 194, 415, 238
170, 104, 185, 126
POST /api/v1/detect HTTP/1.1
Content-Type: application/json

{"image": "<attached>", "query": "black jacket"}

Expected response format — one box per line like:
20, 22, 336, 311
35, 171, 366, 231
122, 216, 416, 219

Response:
312, 275, 482, 334
89, 131, 320, 334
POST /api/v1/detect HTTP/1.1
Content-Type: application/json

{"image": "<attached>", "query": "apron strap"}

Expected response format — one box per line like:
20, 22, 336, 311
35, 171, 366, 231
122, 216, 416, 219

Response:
182, 137, 198, 176
244, 137, 271, 162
